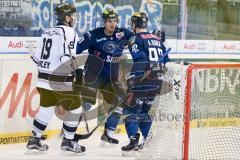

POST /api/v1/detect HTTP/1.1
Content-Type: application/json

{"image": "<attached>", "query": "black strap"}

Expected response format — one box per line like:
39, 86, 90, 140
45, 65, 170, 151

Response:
38, 72, 73, 82
56, 26, 66, 53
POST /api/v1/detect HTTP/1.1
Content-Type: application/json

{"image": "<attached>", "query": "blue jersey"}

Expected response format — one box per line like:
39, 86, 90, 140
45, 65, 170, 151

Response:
128, 32, 168, 73
77, 27, 134, 82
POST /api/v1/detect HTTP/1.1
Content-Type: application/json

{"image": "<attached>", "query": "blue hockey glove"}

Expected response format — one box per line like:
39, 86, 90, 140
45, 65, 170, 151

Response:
162, 54, 170, 65
82, 102, 92, 112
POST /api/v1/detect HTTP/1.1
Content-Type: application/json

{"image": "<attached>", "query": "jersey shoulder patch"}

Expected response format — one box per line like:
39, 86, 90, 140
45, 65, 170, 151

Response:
128, 36, 136, 47
116, 31, 124, 39
78, 34, 85, 44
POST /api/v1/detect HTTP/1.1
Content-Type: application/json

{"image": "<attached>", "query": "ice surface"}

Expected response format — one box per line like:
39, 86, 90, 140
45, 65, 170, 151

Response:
0, 131, 136, 160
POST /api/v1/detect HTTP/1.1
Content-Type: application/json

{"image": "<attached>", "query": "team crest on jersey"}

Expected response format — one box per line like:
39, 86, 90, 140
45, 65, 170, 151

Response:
103, 42, 116, 54
116, 32, 124, 39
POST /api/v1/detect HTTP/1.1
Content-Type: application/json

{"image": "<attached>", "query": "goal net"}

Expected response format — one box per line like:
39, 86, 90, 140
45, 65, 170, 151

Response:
136, 62, 240, 160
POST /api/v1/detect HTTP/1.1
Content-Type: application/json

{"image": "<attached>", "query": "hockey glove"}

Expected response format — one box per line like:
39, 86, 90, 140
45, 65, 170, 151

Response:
162, 54, 170, 65
82, 102, 92, 112
160, 46, 171, 65
152, 29, 165, 42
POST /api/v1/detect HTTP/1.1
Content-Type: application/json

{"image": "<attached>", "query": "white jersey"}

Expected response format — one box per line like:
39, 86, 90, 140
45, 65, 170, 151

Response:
32, 25, 78, 91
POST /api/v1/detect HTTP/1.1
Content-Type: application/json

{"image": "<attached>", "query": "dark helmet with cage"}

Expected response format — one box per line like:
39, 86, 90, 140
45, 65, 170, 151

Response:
130, 12, 148, 29
102, 9, 118, 23
55, 3, 77, 26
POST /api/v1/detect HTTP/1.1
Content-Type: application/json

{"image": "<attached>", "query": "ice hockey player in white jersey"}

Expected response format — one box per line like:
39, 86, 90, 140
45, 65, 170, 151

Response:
26, 3, 85, 153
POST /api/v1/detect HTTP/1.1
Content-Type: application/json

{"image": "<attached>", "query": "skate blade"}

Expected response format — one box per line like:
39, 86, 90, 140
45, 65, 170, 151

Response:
60, 148, 86, 156
24, 148, 47, 155
99, 141, 117, 148
121, 150, 138, 157
61, 146, 85, 153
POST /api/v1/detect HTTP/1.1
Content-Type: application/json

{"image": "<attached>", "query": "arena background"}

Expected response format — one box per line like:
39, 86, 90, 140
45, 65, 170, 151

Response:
0, 0, 240, 40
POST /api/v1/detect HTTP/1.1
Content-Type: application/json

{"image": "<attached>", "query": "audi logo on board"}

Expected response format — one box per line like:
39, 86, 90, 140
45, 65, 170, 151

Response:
197, 43, 207, 50
24, 40, 38, 49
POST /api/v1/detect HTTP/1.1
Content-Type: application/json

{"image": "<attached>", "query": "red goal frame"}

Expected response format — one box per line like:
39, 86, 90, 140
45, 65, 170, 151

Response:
183, 63, 240, 160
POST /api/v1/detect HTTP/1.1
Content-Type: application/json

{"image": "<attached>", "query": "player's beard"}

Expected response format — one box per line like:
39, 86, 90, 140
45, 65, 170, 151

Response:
69, 13, 78, 28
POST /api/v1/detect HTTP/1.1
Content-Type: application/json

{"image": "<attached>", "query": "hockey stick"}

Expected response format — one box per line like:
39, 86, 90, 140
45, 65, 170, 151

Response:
74, 48, 171, 140
78, 110, 90, 133
57, 110, 89, 139
82, 113, 89, 133
82, 112, 90, 133
68, 44, 91, 133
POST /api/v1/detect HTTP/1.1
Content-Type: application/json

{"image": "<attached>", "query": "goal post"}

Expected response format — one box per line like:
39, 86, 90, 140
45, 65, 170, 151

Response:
137, 62, 240, 160
184, 63, 240, 160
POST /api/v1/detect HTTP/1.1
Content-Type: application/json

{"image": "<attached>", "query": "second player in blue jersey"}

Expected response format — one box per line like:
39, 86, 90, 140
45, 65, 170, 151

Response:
76, 9, 134, 145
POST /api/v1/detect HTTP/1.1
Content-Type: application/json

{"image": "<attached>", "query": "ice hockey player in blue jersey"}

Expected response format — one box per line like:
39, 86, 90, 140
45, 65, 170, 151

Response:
121, 12, 170, 153
76, 9, 134, 144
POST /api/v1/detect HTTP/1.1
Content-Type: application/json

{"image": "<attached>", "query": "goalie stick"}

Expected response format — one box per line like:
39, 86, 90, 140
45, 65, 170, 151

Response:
74, 48, 171, 141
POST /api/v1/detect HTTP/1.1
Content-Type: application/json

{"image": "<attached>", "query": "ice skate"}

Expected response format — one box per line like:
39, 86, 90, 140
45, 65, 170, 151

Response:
26, 136, 49, 151
100, 128, 119, 147
61, 138, 86, 153
121, 133, 140, 157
